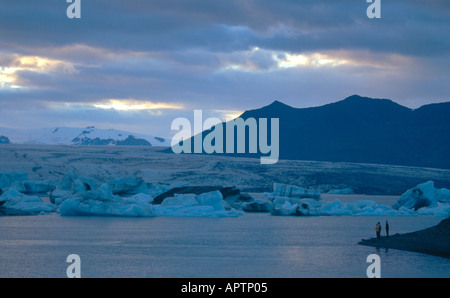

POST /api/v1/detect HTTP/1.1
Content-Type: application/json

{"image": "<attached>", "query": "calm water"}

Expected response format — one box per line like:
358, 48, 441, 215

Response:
0, 195, 449, 278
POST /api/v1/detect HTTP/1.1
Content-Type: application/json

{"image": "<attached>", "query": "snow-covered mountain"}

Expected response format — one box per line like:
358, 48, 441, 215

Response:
0, 126, 170, 147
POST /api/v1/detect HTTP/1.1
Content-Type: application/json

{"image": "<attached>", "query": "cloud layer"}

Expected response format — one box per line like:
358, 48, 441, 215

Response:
0, 0, 449, 136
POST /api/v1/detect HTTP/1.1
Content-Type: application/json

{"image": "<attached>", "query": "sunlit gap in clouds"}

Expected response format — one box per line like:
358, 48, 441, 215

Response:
0, 55, 79, 89
277, 52, 349, 68
220, 47, 350, 73
93, 99, 184, 112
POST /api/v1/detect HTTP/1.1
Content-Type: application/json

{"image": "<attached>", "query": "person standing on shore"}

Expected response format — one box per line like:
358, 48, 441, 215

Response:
386, 220, 390, 238
376, 222, 381, 240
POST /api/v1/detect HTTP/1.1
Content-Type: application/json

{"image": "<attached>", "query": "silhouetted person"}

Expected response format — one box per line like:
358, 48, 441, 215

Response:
376, 222, 381, 240
385, 220, 389, 238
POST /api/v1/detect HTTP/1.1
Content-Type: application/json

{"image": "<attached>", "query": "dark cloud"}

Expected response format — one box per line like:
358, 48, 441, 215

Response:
1, 0, 448, 55
0, 0, 449, 134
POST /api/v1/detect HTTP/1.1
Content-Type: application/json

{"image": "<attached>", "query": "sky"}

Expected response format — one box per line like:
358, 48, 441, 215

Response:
0, 0, 449, 138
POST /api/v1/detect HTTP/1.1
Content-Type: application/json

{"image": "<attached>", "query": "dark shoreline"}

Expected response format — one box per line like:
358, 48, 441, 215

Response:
359, 218, 450, 259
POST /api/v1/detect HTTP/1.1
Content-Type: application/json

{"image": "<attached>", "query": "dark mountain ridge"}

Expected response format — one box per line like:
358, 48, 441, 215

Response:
168, 95, 450, 169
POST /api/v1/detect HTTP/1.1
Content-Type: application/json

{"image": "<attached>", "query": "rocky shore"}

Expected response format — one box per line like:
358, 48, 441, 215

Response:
359, 218, 450, 259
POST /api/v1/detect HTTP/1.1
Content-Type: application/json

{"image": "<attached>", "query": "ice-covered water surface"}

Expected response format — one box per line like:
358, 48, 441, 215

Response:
2, 144, 450, 196
0, 198, 448, 278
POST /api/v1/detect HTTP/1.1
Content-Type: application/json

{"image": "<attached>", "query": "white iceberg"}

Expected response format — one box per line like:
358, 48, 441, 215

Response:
0, 188, 56, 215
270, 197, 450, 217
417, 203, 450, 217
270, 183, 321, 200
58, 184, 155, 217
267, 181, 450, 217
154, 191, 243, 217
318, 200, 415, 217
393, 181, 450, 210
271, 200, 299, 216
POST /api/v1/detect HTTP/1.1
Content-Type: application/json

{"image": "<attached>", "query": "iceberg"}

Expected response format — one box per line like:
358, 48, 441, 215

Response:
0, 188, 56, 215
241, 199, 274, 213
266, 181, 449, 217
0, 171, 29, 191
417, 203, 450, 217
393, 181, 450, 210
270, 197, 417, 217
58, 184, 155, 217
50, 170, 101, 204
270, 183, 321, 200
153, 191, 243, 217
22, 180, 56, 195
107, 177, 149, 196
271, 201, 299, 216
1, 171, 56, 196
270, 197, 450, 217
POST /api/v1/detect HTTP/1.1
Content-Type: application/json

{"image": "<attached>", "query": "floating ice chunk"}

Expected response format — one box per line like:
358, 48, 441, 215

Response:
296, 199, 322, 216
56, 170, 100, 193
147, 184, 170, 198
154, 191, 243, 217
123, 193, 153, 205
58, 184, 155, 217
241, 199, 274, 213
73, 179, 89, 194
417, 202, 450, 217
271, 201, 298, 216
0, 171, 29, 191
161, 194, 199, 207
196, 190, 223, 210
57, 170, 78, 191
107, 177, 149, 196
320, 200, 352, 216
22, 180, 56, 195
0, 188, 56, 215
52, 189, 72, 205
59, 197, 155, 217
268, 197, 430, 217
271, 183, 321, 199
393, 181, 450, 210
0, 171, 56, 196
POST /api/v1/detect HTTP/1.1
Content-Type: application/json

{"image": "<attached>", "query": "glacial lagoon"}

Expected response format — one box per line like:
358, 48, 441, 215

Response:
0, 195, 448, 278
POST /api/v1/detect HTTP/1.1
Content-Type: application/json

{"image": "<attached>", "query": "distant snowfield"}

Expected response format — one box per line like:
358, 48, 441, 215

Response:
0, 126, 170, 147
